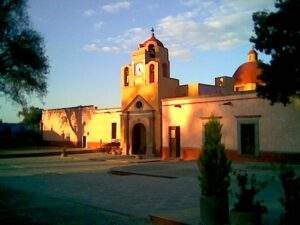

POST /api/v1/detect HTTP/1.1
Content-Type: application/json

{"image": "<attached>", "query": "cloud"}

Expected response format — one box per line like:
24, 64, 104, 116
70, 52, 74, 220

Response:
102, 1, 131, 13
168, 44, 192, 60
84, 0, 274, 60
83, 9, 95, 17
94, 21, 104, 31
179, 0, 203, 7
157, 0, 274, 51
83, 43, 101, 52
83, 44, 120, 53
83, 27, 147, 54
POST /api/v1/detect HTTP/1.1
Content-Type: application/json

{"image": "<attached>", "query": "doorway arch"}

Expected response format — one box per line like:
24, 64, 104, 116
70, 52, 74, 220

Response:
132, 123, 146, 154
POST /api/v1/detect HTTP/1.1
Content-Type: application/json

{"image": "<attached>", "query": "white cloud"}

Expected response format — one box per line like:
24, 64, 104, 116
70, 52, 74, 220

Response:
83, 27, 147, 54
168, 44, 192, 60
157, 0, 274, 52
180, 0, 206, 7
83, 43, 101, 52
101, 46, 121, 53
83, 9, 95, 17
84, 0, 275, 60
102, 1, 131, 13
94, 21, 104, 31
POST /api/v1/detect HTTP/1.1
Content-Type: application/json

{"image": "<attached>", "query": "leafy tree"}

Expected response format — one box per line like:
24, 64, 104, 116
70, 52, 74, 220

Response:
250, 0, 300, 105
18, 106, 42, 129
0, 0, 49, 106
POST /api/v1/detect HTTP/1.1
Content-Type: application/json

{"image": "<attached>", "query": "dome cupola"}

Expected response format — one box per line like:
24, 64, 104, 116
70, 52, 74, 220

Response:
247, 49, 258, 62
139, 28, 164, 48
233, 49, 262, 92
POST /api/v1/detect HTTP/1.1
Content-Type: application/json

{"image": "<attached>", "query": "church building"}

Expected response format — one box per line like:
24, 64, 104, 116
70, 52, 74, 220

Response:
41, 31, 300, 161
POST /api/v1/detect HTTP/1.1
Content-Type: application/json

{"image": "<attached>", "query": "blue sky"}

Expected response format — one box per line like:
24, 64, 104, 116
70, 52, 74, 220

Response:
0, 0, 275, 122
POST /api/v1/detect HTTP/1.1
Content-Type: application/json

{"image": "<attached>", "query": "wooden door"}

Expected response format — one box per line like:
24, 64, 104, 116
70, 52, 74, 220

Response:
169, 126, 180, 158
82, 136, 86, 148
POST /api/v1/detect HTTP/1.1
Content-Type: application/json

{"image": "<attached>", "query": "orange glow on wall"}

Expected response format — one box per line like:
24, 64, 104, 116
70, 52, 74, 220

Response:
42, 106, 121, 148
167, 103, 193, 129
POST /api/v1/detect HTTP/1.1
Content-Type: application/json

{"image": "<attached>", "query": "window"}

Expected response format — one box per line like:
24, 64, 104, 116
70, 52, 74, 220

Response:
162, 63, 168, 77
135, 101, 143, 109
149, 64, 155, 83
124, 67, 129, 86
111, 123, 117, 140
237, 118, 260, 156
240, 124, 256, 155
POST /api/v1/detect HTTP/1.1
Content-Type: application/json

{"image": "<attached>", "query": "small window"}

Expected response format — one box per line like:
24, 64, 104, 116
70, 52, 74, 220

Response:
135, 101, 143, 109
124, 67, 129, 86
111, 123, 117, 140
149, 64, 155, 83
162, 63, 168, 77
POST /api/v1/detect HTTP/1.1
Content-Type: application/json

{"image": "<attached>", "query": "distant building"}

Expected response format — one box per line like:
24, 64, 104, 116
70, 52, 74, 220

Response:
42, 32, 300, 160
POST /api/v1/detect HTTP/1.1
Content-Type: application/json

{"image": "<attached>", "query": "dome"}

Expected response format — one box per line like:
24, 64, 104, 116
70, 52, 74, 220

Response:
139, 34, 164, 48
233, 49, 262, 87
233, 61, 262, 86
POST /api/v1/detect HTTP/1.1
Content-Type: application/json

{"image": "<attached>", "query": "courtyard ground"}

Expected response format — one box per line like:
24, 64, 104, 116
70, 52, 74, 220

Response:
0, 151, 299, 225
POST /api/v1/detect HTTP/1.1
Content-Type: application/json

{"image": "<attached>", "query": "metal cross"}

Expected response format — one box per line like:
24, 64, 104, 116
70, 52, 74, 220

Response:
151, 27, 154, 35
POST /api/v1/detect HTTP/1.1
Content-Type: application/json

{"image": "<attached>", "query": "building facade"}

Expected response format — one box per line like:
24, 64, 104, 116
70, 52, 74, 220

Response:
42, 33, 300, 160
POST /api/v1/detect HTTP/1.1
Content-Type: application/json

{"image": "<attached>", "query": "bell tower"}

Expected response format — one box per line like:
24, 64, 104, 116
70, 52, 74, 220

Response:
120, 28, 170, 108
120, 29, 177, 156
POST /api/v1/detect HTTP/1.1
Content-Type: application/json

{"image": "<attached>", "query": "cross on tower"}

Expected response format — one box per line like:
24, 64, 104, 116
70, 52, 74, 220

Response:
151, 27, 154, 36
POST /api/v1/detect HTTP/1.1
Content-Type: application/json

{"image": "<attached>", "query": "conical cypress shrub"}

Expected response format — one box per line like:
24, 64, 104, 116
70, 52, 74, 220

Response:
198, 117, 231, 224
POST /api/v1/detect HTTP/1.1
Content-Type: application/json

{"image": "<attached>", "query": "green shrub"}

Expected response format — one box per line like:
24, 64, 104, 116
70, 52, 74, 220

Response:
280, 165, 300, 225
198, 118, 231, 196
233, 171, 267, 215
198, 118, 231, 224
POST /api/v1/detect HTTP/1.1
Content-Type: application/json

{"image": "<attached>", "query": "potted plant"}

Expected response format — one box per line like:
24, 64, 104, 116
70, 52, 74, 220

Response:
230, 171, 267, 225
279, 165, 300, 225
198, 118, 231, 225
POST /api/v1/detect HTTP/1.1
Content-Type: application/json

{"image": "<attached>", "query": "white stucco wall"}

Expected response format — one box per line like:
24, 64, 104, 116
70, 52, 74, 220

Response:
162, 92, 300, 153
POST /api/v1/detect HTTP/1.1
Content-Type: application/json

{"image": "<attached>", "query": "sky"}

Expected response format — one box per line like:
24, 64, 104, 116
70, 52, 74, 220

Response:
0, 0, 275, 122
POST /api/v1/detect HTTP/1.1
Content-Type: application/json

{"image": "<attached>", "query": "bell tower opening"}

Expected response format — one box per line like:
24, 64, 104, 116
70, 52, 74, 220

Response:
148, 44, 155, 58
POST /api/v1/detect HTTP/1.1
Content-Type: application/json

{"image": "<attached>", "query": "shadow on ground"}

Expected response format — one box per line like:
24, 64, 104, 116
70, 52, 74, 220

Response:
0, 185, 152, 225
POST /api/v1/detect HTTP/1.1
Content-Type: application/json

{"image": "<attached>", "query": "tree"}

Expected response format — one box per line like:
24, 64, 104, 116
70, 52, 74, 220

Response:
18, 106, 42, 129
250, 0, 300, 105
0, 0, 49, 106
198, 118, 231, 225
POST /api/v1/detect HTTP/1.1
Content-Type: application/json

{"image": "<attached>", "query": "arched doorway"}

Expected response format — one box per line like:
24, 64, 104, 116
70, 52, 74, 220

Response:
132, 123, 146, 154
